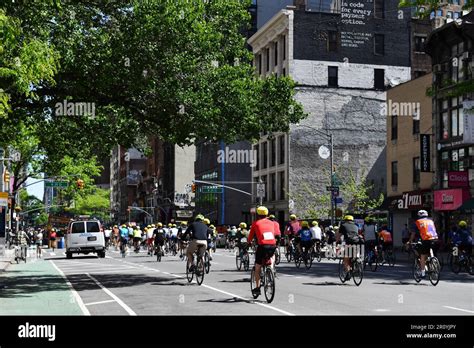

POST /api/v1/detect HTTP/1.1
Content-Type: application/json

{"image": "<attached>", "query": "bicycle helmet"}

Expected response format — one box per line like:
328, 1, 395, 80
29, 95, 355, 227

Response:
239, 222, 247, 229
203, 218, 210, 225
195, 214, 204, 221
343, 215, 354, 221
458, 220, 468, 228
290, 214, 297, 220
256, 206, 269, 216
301, 221, 309, 228
312, 221, 318, 226
417, 210, 428, 218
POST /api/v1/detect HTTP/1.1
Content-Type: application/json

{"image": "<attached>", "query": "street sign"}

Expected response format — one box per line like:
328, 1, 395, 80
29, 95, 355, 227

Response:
202, 186, 223, 194
0, 192, 8, 207
257, 183, 265, 198
318, 145, 330, 159
45, 181, 68, 188
326, 186, 339, 191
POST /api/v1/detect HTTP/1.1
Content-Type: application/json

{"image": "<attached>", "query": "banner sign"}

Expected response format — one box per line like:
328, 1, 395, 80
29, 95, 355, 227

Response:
420, 134, 431, 172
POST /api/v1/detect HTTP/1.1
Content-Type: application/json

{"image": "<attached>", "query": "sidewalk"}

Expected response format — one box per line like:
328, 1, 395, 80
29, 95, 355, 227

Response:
0, 253, 85, 315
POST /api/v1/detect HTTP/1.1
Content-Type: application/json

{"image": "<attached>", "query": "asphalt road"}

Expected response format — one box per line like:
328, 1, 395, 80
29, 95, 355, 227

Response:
1, 246, 473, 316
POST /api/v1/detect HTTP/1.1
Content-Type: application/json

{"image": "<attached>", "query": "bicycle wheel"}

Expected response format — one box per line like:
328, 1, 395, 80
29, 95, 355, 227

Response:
196, 257, 205, 285
243, 253, 250, 272
429, 257, 440, 286
264, 267, 275, 303
316, 249, 322, 263
451, 256, 461, 274
468, 257, 473, 275
352, 259, 363, 286
413, 258, 422, 283
338, 259, 347, 283
305, 252, 312, 270
250, 266, 259, 299
294, 252, 301, 268
275, 248, 281, 265
204, 252, 210, 274
186, 261, 194, 283
236, 253, 242, 271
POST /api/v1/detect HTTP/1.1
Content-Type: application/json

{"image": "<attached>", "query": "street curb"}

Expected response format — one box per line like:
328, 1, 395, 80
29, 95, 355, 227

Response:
0, 261, 10, 272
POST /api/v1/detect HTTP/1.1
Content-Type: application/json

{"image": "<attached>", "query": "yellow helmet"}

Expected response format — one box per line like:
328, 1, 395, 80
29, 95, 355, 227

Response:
203, 218, 210, 225
256, 206, 268, 216
312, 221, 318, 226
172, 224, 177, 227
458, 220, 468, 228
157, 222, 163, 227
239, 222, 247, 229
182, 221, 188, 226
344, 215, 354, 221
209, 224, 215, 230
121, 224, 126, 228
301, 221, 309, 228
290, 214, 297, 220
151, 224, 155, 228
168, 223, 172, 227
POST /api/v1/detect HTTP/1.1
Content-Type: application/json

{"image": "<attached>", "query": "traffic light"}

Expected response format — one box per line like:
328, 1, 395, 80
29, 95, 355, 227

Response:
76, 179, 85, 189
3, 170, 10, 183
191, 184, 196, 193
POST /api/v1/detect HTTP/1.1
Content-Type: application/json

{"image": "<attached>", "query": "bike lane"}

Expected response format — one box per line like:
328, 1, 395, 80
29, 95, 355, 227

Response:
0, 259, 86, 315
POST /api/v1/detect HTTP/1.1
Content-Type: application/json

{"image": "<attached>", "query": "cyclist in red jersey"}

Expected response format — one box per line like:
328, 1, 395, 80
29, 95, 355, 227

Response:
284, 214, 300, 255
269, 214, 281, 246
248, 206, 277, 297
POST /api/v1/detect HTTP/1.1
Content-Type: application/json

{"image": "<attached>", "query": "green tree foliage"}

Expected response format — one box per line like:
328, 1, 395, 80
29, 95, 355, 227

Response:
71, 188, 110, 222
340, 169, 384, 215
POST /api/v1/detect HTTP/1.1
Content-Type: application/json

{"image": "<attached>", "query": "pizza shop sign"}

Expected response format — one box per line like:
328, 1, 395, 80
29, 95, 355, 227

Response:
396, 191, 428, 210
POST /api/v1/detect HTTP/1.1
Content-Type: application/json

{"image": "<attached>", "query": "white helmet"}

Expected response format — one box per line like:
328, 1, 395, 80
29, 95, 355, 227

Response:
417, 210, 428, 217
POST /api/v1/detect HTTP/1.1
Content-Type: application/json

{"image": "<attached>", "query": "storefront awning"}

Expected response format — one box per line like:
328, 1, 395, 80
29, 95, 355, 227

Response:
458, 198, 474, 214
434, 188, 471, 211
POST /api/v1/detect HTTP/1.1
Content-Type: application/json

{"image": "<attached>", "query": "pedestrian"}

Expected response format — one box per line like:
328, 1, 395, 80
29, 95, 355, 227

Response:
49, 228, 57, 251
35, 230, 43, 258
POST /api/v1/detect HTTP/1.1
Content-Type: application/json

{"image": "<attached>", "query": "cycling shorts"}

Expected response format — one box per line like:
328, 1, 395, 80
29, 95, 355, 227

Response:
255, 245, 276, 265
419, 239, 439, 255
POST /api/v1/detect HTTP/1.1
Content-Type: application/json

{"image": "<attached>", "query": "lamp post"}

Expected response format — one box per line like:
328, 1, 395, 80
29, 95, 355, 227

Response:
297, 125, 335, 225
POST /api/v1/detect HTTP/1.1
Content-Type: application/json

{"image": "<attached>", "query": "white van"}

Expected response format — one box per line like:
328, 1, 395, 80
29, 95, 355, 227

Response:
66, 219, 105, 259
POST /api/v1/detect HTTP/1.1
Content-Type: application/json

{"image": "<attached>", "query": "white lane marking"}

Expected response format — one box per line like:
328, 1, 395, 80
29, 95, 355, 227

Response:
85, 300, 116, 306
374, 309, 390, 312
49, 252, 56, 256
50, 261, 90, 316
201, 283, 295, 316
64, 268, 139, 275
443, 306, 474, 314
85, 273, 137, 316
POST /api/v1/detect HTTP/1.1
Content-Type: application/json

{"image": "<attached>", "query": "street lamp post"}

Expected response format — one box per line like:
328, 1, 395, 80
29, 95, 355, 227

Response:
298, 125, 336, 226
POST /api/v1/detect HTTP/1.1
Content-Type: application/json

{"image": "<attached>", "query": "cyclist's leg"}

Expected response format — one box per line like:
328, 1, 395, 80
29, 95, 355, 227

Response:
187, 240, 197, 268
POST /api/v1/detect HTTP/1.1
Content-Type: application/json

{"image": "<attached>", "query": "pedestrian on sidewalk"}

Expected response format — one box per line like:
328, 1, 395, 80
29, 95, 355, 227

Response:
50, 229, 57, 251
35, 230, 43, 258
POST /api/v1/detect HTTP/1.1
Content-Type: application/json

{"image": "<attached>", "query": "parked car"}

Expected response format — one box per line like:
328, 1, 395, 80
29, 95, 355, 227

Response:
65, 219, 105, 259
216, 233, 227, 248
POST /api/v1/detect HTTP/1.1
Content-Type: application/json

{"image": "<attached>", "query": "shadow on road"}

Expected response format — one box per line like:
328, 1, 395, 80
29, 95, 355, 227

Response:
198, 297, 249, 304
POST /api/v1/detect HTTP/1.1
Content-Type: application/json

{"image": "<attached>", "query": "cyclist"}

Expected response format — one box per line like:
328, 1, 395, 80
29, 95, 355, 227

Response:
378, 225, 393, 260
119, 224, 130, 253
104, 226, 112, 249
170, 224, 179, 252
310, 221, 322, 251
146, 224, 155, 255
337, 215, 364, 280
236, 222, 249, 258
297, 221, 313, 256
132, 226, 142, 251
407, 210, 439, 278
268, 215, 281, 246
113, 225, 120, 249
153, 223, 166, 256
363, 217, 378, 259
208, 224, 217, 260
285, 214, 300, 255
183, 214, 209, 272
249, 206, 277, 297
455, 221, 472, 258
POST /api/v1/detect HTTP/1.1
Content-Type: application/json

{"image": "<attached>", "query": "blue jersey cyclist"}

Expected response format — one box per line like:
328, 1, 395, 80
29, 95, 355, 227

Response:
297, 221, 313, 255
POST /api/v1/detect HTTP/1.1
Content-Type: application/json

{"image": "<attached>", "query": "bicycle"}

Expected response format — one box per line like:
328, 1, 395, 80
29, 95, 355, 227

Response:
285, 237, 296, 262
186, 244, 206, 285
383, 245, 396, 267
156, 244, 163, 262
204, 249, 211, 274
120, 238, 128, 258
450, 246, 473, 275
295, 245, 312, 269
311, 241, 322, 263
13, 242, 27, 264
412, 242, 440, 286
338, 244, 364, 286
363, 244, 378, 272
250, 252, 275, 303
236, 244, 250, 271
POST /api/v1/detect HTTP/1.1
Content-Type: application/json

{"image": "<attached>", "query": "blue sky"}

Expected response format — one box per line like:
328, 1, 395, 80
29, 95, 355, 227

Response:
26, 177, 44, 200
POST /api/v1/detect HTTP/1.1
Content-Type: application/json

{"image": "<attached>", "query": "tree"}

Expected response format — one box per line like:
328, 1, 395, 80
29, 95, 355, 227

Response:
340, 169, 384, 215
71, 188, 111, 222
2, 0, 305, 153
288, 183, 332, 220
399, 0, 472, 17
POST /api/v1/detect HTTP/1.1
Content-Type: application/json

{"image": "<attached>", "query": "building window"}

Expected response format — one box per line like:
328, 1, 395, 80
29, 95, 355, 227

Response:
436, 9, 443, 17
391, 161, 398, 186
391, 115, 398, 140
282, 68, 286, 76
414, 35, 426, 53
413, 117, 420, 135
254, 144, 259, 170
374, 34, 384, 56
270, 173, 276, 201
374, 0, 384, 18
454, 12, 461, 20
274, 41, 278, 69
258, 54, 262, 75
266, 47, 270, 72
261, 175, 267, 201
306, 0, 341, 13
279, 171, 285, 200
282, 35, 286, 61
327, 31, 338, 52
262, 141, 268, 169
413, 157, 420, 184
447, 11, 453, 19
374, 69, 385, 90
414, 71, 426, 78
328, 66, 338, 87
279, 135, 285, 165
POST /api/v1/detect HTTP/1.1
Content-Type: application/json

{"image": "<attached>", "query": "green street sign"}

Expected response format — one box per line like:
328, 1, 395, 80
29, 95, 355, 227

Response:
202, 186, 222, 194
45, 181, 68, 188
